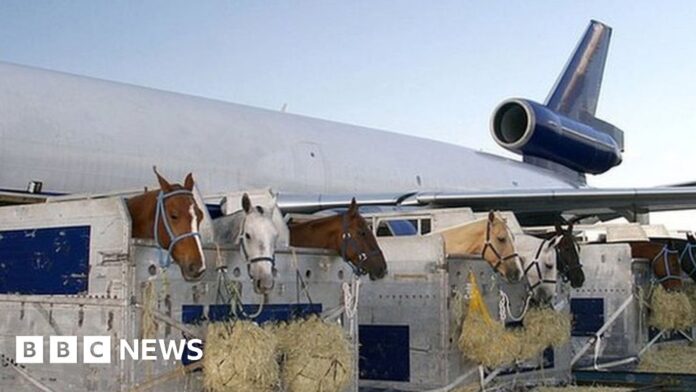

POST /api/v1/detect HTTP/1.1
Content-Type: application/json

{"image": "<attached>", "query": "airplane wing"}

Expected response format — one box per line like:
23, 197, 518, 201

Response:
402, 187, 696, 213
277, 187, 696, 224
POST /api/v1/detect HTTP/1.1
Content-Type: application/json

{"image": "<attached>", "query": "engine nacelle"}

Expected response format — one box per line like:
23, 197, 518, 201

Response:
490, 99, 622, 174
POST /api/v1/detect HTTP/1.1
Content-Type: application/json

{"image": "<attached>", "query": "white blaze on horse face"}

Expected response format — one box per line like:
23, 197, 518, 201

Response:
188, 204, 206, 272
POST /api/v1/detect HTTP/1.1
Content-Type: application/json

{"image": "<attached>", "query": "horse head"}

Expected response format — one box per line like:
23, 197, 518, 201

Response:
238, 193, 279, 293
339, 198, 388, 280
517, 234, 560, 304
680, 233, 696, 281
653, 240, 683, 290
481, 211, 523, 282
128, 168, 206, 281
554, 223, 584, 288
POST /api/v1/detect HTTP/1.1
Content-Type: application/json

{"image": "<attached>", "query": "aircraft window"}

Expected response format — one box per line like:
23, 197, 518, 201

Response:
421, 219, 432, 235
376, 221, 393, 237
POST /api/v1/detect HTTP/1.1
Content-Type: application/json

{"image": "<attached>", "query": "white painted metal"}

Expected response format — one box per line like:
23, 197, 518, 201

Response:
0, 197, 357, 391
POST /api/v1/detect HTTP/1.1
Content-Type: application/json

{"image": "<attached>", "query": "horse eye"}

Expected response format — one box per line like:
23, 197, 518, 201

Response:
170, 214, 179, 220
497, 236, 506, 242
245, 233, 251, 240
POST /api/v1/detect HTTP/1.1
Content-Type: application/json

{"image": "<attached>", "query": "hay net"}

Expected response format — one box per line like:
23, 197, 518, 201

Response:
457, 272, 571, 368
648, 285, 694, 331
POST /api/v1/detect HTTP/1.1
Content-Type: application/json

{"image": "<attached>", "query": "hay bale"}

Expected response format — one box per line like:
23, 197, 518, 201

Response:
534, 387, 632, 392
648, 286, 693, 331
274, 316, 353, 392
684, 283, 696, 322
638, 344, 696, 373
203, 321, 279, 392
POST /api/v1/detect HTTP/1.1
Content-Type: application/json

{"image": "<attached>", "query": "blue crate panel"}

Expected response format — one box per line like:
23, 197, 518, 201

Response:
0, 225, 90, 294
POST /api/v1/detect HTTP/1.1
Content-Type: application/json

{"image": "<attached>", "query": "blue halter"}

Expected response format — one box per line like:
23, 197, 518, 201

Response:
153, 189, 202, 269
680, 242, 696, 279
652, 244, 681, 284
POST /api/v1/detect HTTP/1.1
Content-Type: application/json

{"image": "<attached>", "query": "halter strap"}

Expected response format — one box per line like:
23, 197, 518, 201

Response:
153, 189, 202, 269
523, 238, 558, 292
680, 243, 696, 280
481, 216, 519, 275
239, 216, 276, 267
340, 213, 377, 276
652, 244, 682, 284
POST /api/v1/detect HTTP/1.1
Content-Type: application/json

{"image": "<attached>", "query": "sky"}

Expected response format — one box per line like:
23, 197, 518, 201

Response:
1, 1, 696, 229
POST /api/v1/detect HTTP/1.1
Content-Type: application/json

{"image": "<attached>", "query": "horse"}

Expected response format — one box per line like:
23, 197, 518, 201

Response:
516, 234, 561, 303
288, 198, 387, 280
629, 240, 682, 290
127, 168, 206, 281
213, 193, 281, 293
432, 211, 523, 282
553, 223, 585, 288
679, 233, 696, 282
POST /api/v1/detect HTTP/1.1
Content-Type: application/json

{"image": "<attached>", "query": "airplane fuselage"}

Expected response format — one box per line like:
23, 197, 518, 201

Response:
0, 62, 577, 197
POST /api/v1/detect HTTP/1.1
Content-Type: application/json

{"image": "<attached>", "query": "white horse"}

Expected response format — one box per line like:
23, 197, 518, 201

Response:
515, 234, 562, 303
212, 193, 288, 293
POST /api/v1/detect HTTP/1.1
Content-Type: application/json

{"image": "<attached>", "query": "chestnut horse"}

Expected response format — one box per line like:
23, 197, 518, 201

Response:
432, 211, 523, 282
127, 169, 206, 281
289, 198, 387, 280
630, 240, 682, 290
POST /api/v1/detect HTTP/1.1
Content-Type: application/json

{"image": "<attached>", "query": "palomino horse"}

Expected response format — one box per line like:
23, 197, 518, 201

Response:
516, 234, 562, 303
289, 198, 387, 280
213, 193, 280, 293
629, 240, 682, 290
127, 168, 206, 281
553, 223, 584, 288
433, 211, 523, 282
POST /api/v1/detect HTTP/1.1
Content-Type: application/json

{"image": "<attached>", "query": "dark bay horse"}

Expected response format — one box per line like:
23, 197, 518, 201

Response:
679, 234, 696, 281
629, 240, 682, 290
127, 168, 206, 281
553, 223, 585, 288
289, 198, 387, 280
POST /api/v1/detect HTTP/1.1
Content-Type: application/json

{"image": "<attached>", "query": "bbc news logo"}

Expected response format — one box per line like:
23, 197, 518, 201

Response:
16, 336, 203, 364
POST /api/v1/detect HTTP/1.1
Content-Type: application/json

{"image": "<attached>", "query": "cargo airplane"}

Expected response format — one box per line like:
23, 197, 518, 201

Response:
2, 20, 695, 224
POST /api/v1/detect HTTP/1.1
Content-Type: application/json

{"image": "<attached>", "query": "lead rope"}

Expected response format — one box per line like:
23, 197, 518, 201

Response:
499, 290, 532, 323
342, 275, 361, 338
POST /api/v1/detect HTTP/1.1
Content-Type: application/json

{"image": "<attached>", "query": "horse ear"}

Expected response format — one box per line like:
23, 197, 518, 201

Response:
242, 193, 252, 214
555, 223, 563, 234
348, 198, 358, 216
153, 166, 172, 192
488, 211, 495, 222
184, 173, 195, 191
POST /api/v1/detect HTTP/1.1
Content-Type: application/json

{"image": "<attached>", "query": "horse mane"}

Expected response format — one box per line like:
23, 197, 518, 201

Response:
430, 216, 489, 235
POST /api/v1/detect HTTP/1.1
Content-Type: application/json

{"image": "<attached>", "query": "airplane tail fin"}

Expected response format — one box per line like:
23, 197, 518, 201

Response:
545, 20, 623, 150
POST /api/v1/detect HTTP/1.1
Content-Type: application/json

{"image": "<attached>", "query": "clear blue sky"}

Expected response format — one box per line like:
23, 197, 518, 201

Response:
2, 1, 696, 227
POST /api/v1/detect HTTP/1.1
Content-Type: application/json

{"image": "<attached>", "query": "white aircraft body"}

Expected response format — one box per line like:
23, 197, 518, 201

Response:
2, 20, 696, 223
